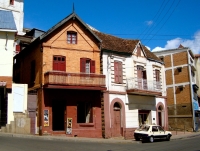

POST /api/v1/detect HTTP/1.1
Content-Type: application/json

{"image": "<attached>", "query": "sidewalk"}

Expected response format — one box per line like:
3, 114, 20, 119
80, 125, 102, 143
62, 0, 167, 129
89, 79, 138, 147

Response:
0, 131, 200, 144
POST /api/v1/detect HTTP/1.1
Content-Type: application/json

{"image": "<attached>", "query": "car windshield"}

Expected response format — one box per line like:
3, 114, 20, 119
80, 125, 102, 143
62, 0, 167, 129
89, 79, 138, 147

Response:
137, 125, 150, 131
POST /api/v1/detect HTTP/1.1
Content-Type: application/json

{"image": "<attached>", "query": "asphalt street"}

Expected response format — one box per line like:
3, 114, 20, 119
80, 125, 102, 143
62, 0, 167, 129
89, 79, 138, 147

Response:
0, 135, 200, 151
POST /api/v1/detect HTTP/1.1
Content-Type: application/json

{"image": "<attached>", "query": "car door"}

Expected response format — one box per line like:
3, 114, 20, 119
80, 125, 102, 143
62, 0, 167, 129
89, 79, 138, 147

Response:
152, 126, 160, 138
158, 126, 166, 138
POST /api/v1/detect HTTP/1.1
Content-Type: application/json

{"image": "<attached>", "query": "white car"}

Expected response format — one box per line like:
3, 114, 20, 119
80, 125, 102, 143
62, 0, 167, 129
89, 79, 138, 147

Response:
134, 124, 172, 143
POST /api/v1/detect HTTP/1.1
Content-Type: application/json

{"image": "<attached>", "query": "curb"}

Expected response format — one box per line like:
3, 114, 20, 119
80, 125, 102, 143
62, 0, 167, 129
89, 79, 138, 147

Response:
0, 132, 200, 143
0, 132, 135, 144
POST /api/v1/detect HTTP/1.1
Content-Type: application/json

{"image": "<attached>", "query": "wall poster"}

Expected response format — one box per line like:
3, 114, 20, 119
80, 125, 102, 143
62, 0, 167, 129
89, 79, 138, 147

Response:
44, 109, 49, 126
66, 118, 72, 134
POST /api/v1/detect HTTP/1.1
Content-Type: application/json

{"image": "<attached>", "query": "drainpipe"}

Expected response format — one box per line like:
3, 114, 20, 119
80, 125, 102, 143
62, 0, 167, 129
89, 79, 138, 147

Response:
188, 50, 196, 131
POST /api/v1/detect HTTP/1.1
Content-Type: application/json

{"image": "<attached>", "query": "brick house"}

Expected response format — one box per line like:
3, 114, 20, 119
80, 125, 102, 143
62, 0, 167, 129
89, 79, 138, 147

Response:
153, 45, 200, 131
13, 12, 106, 137
93, 30, 167, 139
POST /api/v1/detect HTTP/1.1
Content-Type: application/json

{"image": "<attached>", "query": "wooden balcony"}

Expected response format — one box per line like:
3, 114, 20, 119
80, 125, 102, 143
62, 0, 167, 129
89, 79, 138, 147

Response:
44, 71, 106, 90
126, 78, 162, 96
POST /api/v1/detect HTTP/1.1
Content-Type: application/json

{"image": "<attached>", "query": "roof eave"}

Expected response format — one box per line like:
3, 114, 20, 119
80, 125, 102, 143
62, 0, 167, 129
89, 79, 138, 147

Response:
0, 29, 17, 32
40, 13, 102, 43
147, 58, 164, 64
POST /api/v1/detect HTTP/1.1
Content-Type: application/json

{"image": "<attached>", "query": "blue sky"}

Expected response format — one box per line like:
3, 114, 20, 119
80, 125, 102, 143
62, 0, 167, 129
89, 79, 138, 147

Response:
24, 0, 200, 54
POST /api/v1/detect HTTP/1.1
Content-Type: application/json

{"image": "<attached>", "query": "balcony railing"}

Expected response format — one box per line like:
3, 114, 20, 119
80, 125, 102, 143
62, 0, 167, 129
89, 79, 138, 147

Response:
126, 78, 162, 92
44, 71, 106, 87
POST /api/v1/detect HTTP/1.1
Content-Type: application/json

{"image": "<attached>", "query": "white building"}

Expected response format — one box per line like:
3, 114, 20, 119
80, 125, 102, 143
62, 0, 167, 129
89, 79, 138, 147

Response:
0, 1, 27, 132
0, 0, 24, 35
93, 30, 167, 139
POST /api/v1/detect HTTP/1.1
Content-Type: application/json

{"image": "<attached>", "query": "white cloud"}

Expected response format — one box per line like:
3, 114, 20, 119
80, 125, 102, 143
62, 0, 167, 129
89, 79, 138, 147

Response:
151, 30, 200, 54
146, 20, 153, 26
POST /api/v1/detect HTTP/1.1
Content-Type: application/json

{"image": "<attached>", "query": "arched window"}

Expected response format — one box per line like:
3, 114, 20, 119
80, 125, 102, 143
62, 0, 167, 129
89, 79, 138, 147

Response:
114, 102, 121, 111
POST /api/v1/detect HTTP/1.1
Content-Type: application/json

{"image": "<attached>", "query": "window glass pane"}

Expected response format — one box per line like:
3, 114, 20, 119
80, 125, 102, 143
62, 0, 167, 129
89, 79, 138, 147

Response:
58, 57, 61, 61
62, 57, 65, 61
77, 102, 92, 123
54, 57, 57, 61
85, 60, 90, 73
67, 32, 77, 44
152, 126, 158, 132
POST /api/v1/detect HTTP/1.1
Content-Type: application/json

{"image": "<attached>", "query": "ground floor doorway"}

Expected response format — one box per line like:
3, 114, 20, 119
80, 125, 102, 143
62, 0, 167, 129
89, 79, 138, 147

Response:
0, 88, 7, 128
112, 102, 122, 137
139, 110, 150, 125
52, 100, 66, 131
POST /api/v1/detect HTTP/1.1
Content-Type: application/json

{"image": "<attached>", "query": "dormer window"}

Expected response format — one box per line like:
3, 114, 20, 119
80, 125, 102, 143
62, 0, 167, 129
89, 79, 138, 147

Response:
10, 0, 14, 5
67, 31, 77, 44
159, 56, 164, 62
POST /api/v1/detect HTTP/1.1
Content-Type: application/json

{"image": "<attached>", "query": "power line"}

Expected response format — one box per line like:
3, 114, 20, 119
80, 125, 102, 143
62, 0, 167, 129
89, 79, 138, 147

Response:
138, 0, 168, 39
145, 0, 181, 45
141, 0, 177, 42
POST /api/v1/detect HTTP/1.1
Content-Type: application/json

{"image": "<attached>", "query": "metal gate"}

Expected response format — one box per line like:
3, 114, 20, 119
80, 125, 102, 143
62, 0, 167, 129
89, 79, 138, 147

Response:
28, 93, 37, 134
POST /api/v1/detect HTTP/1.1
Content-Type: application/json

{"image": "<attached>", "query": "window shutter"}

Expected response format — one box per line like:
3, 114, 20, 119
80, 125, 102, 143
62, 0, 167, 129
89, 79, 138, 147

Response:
137, 66, 143, 78
53, 57, 58, 70
118, 62, 123, 83
16, 45, 20, 53
155, 70, 160, 81
114, 61, 119, 83
90, 60, 95, 73
80, 58, 86, 72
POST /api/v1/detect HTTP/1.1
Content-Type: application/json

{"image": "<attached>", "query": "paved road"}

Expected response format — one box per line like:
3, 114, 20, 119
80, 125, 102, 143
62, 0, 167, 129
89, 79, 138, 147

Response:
1, 135, 200, 151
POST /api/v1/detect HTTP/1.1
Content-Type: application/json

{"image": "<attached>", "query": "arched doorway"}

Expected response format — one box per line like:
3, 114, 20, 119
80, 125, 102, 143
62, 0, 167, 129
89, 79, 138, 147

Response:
112, 102, 121, 137
158, 105, 164, 127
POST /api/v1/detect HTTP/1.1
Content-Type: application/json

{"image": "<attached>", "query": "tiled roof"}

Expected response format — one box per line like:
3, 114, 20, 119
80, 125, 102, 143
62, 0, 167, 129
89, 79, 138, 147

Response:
0, 10, 17, 31
93, 30, 139, 53
142, 45, 162, 62
93, 30, 162, 63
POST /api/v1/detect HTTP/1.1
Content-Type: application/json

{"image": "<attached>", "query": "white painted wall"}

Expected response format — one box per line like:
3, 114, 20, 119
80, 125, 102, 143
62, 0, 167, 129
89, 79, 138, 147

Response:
7, 84, 28, 124
102, 53, 127, 92
0, 31, 15, 77
0, 0, 24, 35
102, 43, 167, 130
7, 93, 13, 124
13, 84, 28, 112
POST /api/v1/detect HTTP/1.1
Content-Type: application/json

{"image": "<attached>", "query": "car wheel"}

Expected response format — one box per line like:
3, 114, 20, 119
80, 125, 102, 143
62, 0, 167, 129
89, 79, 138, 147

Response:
149, 136, 154, 143
135, 137, 140, 141
166, 135, 171, 141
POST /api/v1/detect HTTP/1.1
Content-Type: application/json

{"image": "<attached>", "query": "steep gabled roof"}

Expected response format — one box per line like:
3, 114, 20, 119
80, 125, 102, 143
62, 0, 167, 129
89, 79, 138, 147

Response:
93, 30, 163, 63
0, 10, 17, 31
142, 45, 163, 63
40, 12, 101, 43
93, 30, 139, 53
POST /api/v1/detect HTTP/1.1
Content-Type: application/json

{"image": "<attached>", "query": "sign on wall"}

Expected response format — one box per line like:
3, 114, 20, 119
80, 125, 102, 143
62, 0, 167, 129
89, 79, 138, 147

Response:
13, 86, 24, 112
66, 118, 72, 134
44, 110, 49, 127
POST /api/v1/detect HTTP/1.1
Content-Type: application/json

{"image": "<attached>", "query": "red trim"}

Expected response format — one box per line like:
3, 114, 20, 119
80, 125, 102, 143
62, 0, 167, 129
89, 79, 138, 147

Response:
156, 102, 168, 130
90, 60, 95, 73
16, 45, 20, 52
43, 84, 106, 90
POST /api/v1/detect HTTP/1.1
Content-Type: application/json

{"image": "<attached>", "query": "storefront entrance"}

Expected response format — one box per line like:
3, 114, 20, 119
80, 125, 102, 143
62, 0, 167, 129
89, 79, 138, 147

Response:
52, 100, 66, 131
139, 110, 150, 125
